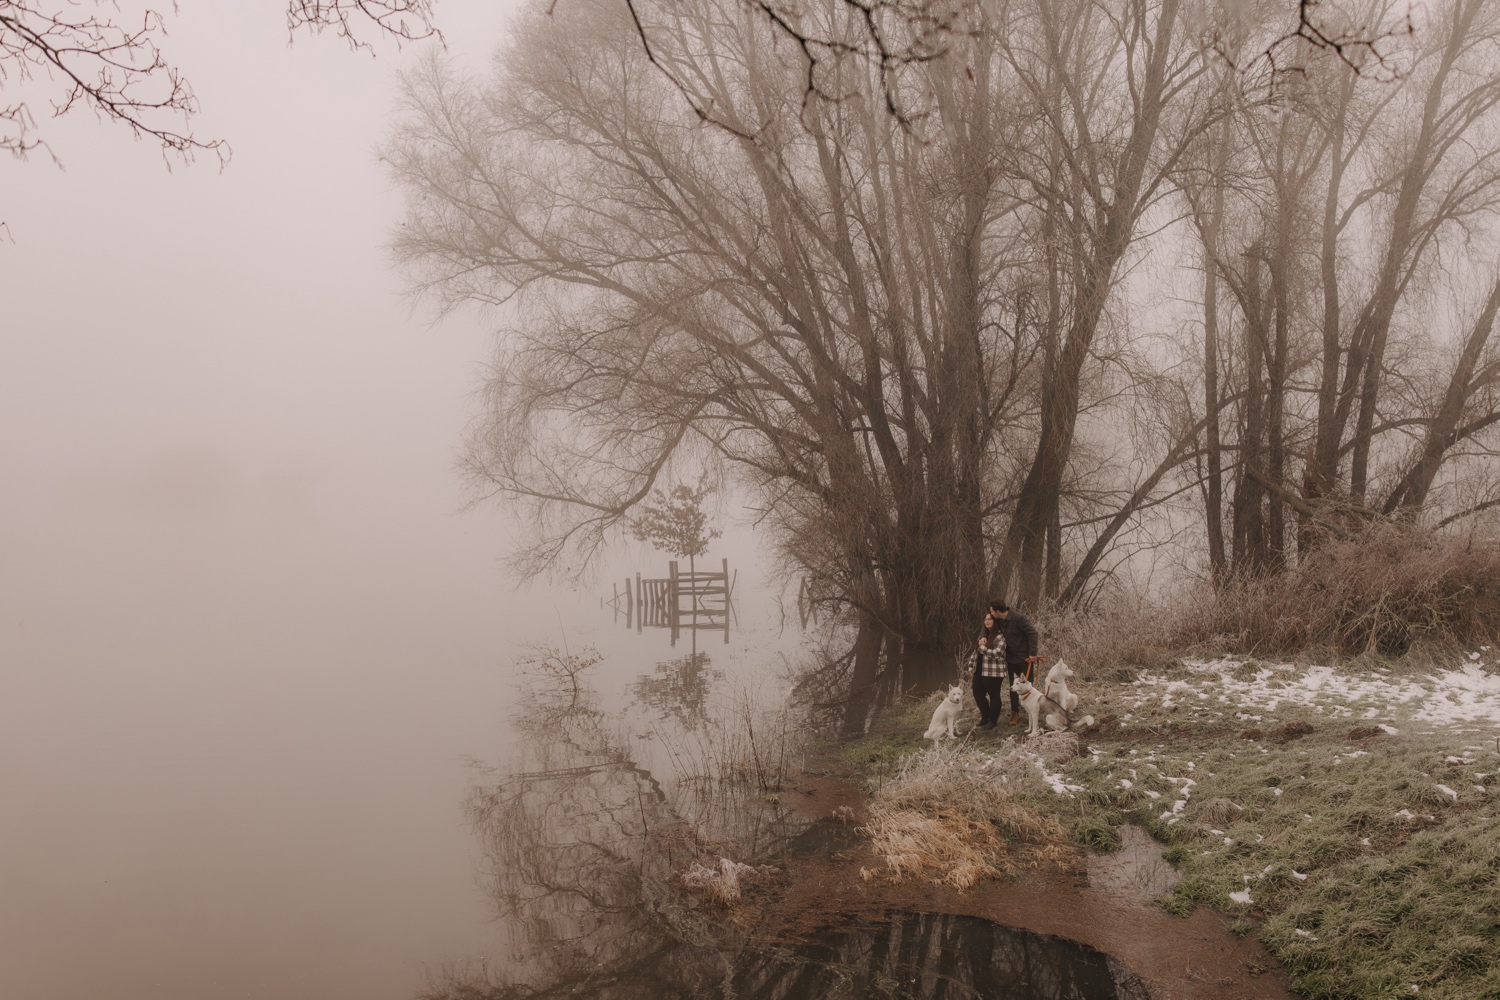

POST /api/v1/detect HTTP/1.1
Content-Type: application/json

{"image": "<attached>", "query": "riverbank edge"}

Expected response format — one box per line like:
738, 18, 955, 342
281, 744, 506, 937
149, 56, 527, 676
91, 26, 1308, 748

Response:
825, 654, 1500, 1000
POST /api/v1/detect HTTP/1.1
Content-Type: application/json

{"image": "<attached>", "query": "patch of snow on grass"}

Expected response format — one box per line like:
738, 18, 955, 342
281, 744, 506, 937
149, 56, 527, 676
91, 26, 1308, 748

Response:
1158, 660, 1500, 729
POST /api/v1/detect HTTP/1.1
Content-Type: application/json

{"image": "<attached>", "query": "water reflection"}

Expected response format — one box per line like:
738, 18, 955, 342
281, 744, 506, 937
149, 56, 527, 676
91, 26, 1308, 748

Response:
441, 646, 802, 997
732, 912, 1149, 1000
427, 650, 1145, 1000
631, 651, 722, 730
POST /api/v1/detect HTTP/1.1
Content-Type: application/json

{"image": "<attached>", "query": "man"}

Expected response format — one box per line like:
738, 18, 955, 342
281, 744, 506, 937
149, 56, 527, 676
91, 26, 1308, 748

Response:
988, 599, 1039, 726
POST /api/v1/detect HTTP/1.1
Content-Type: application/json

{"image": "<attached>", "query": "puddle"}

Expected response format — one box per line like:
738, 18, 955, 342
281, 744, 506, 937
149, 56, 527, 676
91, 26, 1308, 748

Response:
1087, 824, 1180, 903
762, 828, 1293, 1000
733, 910, 1148, 999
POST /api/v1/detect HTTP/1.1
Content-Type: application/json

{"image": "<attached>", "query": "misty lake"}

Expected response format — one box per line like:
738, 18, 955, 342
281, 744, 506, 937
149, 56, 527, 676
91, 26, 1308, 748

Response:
0, 476, 809, 1000
0, 488, 1161, 1000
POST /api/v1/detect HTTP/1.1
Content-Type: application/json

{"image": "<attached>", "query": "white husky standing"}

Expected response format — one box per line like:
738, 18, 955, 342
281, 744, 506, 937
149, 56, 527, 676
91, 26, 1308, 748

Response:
923, 684, 965, 741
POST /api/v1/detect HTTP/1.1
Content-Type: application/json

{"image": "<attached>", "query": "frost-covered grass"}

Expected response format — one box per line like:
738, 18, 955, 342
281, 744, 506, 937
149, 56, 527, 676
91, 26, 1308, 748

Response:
847, 651, 1500, 1000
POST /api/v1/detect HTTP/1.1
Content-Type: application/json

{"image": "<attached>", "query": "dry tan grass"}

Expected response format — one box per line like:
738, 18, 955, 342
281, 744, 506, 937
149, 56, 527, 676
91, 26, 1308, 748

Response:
1024, 730, 1081, 764
866, 806, 1006, 889
863, 745, 1073, 889
1043, 525, 1500, 669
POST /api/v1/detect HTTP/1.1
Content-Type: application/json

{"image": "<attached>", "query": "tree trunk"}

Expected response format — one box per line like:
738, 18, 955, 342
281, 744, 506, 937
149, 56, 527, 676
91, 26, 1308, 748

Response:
841, 608, 886, 736
1202, 145, 1228, 579
994, 0, 1183, 608
1306, 72, 1354, 530
1267, 242, 1290, 567
1233, 252, 1270, 575
1385, 279, 1500, 515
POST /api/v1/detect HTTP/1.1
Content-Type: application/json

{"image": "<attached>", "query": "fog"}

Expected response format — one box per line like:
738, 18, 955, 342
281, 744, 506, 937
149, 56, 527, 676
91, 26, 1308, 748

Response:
11, 0, 1500, 995
0, 3, 748, 998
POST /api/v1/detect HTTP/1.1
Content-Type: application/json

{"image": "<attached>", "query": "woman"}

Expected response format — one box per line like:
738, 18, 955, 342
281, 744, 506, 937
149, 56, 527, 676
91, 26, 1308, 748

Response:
972, 611, 1007, 729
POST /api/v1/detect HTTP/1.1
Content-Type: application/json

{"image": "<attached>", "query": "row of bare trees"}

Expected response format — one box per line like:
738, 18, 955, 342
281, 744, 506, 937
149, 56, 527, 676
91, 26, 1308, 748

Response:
389, 0, 1500, 695
1174, 0, 1500, 588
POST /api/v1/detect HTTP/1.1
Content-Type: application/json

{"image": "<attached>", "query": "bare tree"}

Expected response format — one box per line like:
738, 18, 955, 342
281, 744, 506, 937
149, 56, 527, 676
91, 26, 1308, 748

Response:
989, 0, 1214, 607
390, 0, 1044, 690
1148, 0, 1500, 586
0, 0, 434, 164
1301, 0, 1500, 510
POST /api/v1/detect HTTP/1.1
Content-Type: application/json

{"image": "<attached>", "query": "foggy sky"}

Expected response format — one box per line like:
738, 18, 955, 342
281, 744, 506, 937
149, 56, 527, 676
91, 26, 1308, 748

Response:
0, 4, 535, 999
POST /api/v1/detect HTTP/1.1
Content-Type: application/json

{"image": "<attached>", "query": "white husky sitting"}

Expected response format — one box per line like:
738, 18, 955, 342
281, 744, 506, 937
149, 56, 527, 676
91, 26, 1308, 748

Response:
1044, 660, 1080, 713
1013, 676, 1070, 736
923, 684, 965, 741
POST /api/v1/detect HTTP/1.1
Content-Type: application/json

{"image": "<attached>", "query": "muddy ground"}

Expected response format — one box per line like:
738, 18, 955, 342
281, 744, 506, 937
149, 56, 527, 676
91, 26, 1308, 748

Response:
735, 775, 1297, 1000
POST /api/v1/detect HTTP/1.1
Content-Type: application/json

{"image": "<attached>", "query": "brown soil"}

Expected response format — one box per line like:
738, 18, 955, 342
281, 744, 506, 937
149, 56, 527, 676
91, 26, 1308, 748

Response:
748, 775, 1295, 1000
781, 774, 868, 823
1270, 721, 1316, 743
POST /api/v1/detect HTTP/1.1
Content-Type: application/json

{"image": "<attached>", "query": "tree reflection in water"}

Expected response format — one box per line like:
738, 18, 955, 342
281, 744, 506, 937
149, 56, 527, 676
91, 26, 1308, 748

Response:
732, 912, 1149, 1000
421, 648, 1145, 1000
630, 650, 722, 731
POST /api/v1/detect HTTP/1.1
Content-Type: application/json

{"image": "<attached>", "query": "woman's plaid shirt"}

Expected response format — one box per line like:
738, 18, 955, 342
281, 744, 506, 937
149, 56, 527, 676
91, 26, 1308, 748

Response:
977, 638, 1007, 677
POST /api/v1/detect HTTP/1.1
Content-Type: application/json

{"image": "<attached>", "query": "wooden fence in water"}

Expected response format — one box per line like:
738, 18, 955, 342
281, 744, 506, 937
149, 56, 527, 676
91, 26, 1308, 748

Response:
605, 559, 735, 645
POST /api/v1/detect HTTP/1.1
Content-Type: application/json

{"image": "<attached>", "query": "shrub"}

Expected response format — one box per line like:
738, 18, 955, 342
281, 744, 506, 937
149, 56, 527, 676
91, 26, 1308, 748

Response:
1170, 523, 1500, 658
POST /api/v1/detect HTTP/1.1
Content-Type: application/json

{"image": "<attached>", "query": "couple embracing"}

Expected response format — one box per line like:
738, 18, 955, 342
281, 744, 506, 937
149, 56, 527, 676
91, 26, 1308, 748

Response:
972, 599, 1038, 729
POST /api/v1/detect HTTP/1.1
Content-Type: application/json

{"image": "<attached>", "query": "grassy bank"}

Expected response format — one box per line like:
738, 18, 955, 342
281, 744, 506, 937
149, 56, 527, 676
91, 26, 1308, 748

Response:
841, 654, 1500, 1000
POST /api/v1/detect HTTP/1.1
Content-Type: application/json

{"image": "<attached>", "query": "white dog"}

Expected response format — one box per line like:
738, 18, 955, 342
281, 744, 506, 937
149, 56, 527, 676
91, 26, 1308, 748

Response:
1013, 676, 1070, 735
1044, 660, 1080, 713
923, 684, 965, 741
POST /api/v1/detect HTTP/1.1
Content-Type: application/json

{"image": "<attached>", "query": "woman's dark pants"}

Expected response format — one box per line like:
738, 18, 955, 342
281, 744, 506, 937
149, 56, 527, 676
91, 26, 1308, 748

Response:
973, 674, 1003, 725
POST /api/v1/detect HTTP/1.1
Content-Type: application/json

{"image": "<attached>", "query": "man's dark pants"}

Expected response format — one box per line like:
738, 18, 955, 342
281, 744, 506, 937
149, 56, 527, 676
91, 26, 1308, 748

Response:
1006, 661, 1026, 714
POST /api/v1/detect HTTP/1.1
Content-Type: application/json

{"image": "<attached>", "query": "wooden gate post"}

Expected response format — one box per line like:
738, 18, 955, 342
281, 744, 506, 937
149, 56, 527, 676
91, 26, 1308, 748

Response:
668, 560, 680, 646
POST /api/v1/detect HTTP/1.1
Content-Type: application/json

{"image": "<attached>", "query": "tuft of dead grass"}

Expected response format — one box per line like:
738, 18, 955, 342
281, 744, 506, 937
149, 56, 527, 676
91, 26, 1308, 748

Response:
680, 857, 776, 905
863, 744, 1073, 889
1026, 729, 1082, 764
865, 806, 1007, 889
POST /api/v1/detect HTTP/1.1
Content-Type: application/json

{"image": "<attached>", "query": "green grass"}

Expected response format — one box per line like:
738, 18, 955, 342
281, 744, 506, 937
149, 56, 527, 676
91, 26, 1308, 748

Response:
843, 662, 1500, 1000
840, 693, 971, 783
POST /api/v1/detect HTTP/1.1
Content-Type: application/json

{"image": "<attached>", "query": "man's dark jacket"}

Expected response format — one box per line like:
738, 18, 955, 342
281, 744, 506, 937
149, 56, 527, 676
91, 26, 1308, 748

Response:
998, 611, 1038, 665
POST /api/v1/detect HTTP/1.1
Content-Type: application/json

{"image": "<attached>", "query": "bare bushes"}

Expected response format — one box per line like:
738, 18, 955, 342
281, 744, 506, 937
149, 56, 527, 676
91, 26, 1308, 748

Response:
1175, 525, 1500, 658
1042, 599, 1179, 672
1046, 525, 1500, 666
864, 744, 1072, 889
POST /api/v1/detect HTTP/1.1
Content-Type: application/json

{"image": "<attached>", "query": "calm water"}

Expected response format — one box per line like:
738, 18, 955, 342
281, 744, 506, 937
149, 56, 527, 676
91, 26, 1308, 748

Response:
0, 473, 801, 1000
